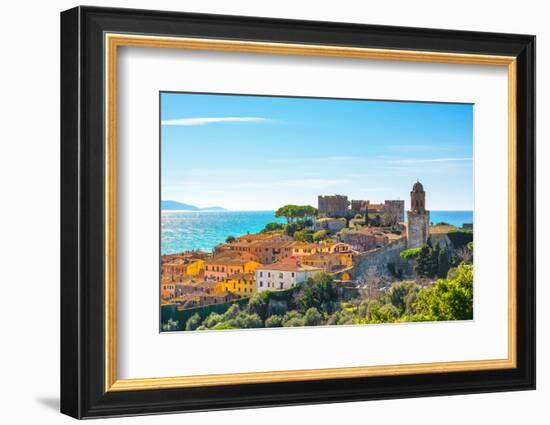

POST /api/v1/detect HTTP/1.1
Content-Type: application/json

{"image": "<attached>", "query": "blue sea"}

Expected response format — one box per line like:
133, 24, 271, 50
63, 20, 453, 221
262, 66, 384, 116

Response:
161, 210, 473, 255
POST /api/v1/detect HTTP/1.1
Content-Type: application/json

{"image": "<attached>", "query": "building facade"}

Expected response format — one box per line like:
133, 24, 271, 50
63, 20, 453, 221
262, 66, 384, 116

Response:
406, 181, 430, 248
216, 273, 256, 296
255, 258, 322, 292
204, 253, 262, 282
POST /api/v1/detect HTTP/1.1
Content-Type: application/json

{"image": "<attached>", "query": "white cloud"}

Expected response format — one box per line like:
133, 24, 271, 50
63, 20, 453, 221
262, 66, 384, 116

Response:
161, 116, 272, 126
266, 156, 358, 164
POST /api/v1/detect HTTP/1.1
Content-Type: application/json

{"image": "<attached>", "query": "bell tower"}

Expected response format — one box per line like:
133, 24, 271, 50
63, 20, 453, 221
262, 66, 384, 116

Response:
406, 181, 430, 248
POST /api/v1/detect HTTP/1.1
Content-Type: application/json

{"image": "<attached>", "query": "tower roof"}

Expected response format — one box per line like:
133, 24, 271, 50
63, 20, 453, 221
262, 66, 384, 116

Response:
412, 181, 424, 192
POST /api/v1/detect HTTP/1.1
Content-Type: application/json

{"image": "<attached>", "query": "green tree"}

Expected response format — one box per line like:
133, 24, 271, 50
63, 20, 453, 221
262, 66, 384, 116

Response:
232, 312, 263, 329
265, 315, 283, 327
275, 205, 317, 223
365, 300, 400, 324
285, 222, 299, 237
203, 312, 223, 328
414, 245, 432, 277
437, 247, 451, 278
312, 229, 328, 242
428, 242, 441, 277
412, 263, 473, 321
303, 307, 324, 326
261, 222, 285, 233
246, 292, 269, 319
225, 235, 236, 243
185, 313, 202, 331
282, 311, 305, 327
386, 281, 419, 315
295, 273, 336, 313
447, 229, 474, 250
294, 229, 313, 243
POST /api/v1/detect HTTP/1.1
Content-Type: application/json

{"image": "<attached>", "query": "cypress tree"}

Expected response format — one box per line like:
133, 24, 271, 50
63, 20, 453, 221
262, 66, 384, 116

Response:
438, 247, 451, 278
414, 245, 431, 278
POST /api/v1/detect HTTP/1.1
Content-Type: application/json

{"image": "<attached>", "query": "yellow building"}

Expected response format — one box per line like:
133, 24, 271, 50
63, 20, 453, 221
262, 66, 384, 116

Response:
185, 259, 205, 276
204, 253, 262, 282
216, 273, 256, 296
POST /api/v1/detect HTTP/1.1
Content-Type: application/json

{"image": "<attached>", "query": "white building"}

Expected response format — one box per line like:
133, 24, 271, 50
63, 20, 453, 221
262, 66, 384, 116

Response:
256, 257, 323, 292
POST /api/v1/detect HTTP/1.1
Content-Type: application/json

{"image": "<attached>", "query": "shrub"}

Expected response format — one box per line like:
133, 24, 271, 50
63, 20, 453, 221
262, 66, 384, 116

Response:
203, 312, 223, 328
400, 247, 421, 260
312, 230, 328, 242
265, 315, 283, 328
282, 311, 305, 327
225, 235, 236, 243
294, 229, 313, 243
232, 312, 263, 329
212, 322, 237, 330
303, 308, 324, 326
185, 313, 202, 331
222, 304, 241, 321
367, 301, 400, 324
161, 318, 180, 331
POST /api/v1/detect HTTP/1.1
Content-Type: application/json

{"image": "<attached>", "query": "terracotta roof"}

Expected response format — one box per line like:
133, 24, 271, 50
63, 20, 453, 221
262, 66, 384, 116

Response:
430, 224, 457, 234
257, 257, 323, 273
207, 249, 258, 261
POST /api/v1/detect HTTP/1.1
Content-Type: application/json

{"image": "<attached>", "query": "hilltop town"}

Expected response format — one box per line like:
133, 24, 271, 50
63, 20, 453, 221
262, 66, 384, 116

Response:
160, 181, 473, 315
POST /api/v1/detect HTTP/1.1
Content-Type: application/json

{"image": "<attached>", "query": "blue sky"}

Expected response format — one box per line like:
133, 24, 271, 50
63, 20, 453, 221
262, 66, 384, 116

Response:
161, 92, 473, 211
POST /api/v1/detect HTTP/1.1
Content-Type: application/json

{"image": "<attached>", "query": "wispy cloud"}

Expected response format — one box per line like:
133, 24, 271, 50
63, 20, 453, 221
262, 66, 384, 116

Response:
385, 143, 464, 153
161, 116, 273, 126
387, 157, 472, 165
267, 156, 358, 164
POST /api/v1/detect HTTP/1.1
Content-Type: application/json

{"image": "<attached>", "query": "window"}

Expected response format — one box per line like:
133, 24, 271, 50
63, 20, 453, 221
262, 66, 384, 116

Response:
268, 272, 271, 278
279, 273, 283, 279
259, 281, 263, 287
259, 271, 263, 277
291, 272, 295, 278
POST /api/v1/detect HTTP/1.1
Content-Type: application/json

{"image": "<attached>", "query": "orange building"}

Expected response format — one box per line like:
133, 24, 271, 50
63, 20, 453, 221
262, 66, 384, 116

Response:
222, 238, 295, 264
204, 252, 262, 282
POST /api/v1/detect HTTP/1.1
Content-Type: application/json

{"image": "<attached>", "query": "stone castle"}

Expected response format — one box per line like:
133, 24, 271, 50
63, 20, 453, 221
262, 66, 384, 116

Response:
318, 195, 404, 226
318, 181, 429, 248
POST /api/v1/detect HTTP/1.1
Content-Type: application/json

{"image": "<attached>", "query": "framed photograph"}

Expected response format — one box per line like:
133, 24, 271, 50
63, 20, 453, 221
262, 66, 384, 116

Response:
60, 6, 535, 419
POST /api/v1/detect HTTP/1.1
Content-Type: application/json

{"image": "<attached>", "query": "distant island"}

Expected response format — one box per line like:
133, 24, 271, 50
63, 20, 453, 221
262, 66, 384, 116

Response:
161, 200, 227, 211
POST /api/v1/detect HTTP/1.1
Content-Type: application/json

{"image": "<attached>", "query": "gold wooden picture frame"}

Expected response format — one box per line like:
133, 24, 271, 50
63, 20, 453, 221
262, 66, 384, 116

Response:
61, 6, 535, 419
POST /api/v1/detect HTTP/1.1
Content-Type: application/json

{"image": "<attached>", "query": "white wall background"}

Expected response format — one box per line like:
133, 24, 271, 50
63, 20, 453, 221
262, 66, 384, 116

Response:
0, 0, 545, 423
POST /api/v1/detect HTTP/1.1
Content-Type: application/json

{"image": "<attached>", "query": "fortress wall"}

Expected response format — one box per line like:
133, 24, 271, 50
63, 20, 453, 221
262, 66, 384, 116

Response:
352, 238, 409, 279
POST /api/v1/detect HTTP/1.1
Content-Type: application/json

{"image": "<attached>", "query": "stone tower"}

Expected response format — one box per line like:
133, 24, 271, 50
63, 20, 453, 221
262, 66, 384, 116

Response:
406, 181, 430, 248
